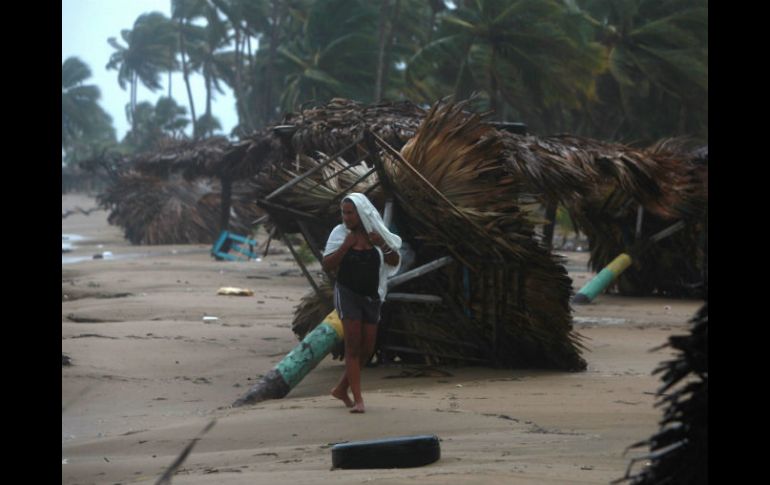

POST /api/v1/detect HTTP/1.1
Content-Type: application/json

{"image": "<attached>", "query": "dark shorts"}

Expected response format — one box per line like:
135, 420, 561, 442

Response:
334, 283, 381, 324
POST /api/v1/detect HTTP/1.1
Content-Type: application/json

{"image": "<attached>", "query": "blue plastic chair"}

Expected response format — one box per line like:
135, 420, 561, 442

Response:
211, 231, 259, 261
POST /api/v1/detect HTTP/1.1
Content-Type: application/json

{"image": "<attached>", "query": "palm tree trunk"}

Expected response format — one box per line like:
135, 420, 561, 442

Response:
374, 0, 391, 102
381, 0, 401, 100
262, 0, 281, 124
220, 174, 232, 234
131, 72, 138, 133
178, 20, 197, 138
489, 50, 500, 120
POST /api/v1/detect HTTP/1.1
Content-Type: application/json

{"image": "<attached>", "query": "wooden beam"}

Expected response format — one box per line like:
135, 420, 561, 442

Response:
385, 293, 442, 303
281, 233, 321, 295
387, 256, 454, 289
297, 220, 324, 263
264, 138, 362, 201
256, 199, 318, 221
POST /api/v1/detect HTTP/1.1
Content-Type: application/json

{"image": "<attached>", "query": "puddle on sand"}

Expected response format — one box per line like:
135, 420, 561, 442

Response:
62, 233, 210, 264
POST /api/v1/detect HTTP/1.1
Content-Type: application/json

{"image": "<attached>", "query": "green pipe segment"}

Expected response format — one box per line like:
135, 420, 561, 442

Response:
276, 312, 344, 388
572, 253, 632, 304
233, 311, 344, 406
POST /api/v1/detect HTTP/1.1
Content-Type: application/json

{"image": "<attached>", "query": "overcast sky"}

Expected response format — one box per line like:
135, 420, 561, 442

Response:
62, 0, 239, 141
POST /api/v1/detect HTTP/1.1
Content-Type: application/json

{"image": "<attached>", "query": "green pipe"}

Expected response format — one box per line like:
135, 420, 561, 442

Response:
233, 310, 344, 407
572, 253, 632, 304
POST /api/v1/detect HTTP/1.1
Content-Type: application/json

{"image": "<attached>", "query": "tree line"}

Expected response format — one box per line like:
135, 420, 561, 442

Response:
62, 0, 707, 166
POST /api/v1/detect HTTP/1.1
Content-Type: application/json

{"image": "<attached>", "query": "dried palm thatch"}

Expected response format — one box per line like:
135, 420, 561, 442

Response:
372, 100, 585, 370
121, 134, 285, 182
130, 137, 233, 180
564, 139, 707, 297
97, 172, 260, 245
497, 128, 707, 296
614, 298, 708, 484
280, 98, 425, 156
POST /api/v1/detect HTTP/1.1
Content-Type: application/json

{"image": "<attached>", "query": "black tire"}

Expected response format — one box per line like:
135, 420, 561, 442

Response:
331, 434, 440, 469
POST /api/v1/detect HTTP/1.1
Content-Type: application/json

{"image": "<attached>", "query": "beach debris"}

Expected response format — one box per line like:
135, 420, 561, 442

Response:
233, 311, 343, 407
62, 353, 72, 366
331, 434, 441, 469
62, 206, 100, 219
202, 316, 219, 323
216, 287, 254, 296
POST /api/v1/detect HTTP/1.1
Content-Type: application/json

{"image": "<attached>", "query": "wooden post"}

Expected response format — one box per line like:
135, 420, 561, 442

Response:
219, 175, 233, 234
233, 311, 344, 406
635, 205, 644, 240
543, 202, 557, 250
297, 220, 323, 263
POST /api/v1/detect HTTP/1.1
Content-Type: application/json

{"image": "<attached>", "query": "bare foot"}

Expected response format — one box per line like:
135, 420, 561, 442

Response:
350, 402, 365, 413
331, 387, 354, 408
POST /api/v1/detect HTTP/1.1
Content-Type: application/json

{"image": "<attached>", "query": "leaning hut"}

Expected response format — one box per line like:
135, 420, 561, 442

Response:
560, 138, 707, 297
248, 99, 587, 370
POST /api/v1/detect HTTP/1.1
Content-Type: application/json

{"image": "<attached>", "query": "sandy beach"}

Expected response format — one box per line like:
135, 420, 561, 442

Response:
62, 192, 703, 485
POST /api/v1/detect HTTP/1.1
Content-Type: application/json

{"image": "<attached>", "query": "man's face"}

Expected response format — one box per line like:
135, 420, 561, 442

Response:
341, 201, 360, 229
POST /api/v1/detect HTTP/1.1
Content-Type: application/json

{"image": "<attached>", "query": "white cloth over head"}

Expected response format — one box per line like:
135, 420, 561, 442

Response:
323, 192, 402, 301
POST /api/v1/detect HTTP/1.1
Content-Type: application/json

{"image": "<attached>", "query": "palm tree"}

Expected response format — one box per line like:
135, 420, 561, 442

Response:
172, 0, 209, 138
574, 0, 708, 142
208, 0, 269, 135
62, 57, 115, 165
181, 4, 232, 138
123, 97, 190, 153
106, 12, 178, 133
405, 0, 605, 131
272, 0, 379, 112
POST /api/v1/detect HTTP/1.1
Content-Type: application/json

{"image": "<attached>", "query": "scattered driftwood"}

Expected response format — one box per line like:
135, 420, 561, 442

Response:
62, 206, 100, 218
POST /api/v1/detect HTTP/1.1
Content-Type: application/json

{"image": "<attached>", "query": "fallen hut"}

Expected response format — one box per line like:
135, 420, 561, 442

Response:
252, 100, 586, 370
92, 137, 264, 245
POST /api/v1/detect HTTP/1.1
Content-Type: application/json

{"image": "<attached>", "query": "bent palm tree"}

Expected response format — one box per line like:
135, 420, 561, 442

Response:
574, 0, 708, 141
106, 12, 178, 132
62, 57, 115, 163
406, 0, 605, 129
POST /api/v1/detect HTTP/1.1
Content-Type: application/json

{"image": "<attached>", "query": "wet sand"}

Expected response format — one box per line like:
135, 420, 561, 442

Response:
62, 193, 703, 484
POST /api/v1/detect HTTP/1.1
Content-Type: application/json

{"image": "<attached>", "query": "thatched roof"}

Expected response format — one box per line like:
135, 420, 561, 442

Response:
279, 98, 426, 156
90, 98, 706, 299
